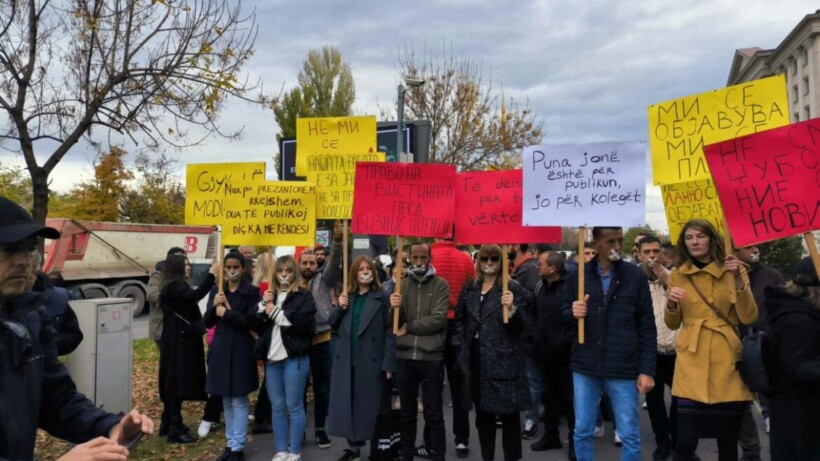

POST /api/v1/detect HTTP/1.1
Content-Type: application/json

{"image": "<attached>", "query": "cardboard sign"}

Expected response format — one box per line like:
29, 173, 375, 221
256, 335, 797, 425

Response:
704, 119, 820, 246
222, 181, 317, 247
185, 162, 266, 225
662, 179, 726, 244
304, 151, 386, 219
352, 162, 456, 238
522, 142, 647, 227
649, 75, 789, 185
295, 116, 377, 176
455, 169, 561, 244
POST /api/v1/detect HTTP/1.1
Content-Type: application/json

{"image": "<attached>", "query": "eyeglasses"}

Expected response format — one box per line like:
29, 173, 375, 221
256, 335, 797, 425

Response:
479, 256, 500, 262
3, 319, 32, 368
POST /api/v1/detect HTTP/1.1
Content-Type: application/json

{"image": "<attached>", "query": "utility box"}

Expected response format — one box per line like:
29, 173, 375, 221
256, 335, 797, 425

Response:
66, 298, 132, 414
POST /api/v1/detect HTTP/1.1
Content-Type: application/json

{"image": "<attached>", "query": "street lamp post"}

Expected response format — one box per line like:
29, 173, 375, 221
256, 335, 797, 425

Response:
394, 77, 424, 257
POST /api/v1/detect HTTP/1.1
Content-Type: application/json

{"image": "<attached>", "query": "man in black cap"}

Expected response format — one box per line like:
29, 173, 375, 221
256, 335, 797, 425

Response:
0, 196, 154, 460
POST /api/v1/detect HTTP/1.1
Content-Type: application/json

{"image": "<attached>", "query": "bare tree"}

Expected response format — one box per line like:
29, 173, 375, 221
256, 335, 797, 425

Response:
0, 0, 261, 223
395, 43, 544, 171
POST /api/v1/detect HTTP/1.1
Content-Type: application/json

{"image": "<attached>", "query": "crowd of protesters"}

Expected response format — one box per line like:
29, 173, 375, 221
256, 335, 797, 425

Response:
10, 196, 817, 461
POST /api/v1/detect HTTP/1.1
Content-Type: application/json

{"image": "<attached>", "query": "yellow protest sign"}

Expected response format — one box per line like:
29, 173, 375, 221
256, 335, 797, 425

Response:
222, 181, 317, 247
648, 74, 789, 185
295, 116, 377, 176
304, 152, 386, 219
662, 179, 726, 244
185, 162, 266, 225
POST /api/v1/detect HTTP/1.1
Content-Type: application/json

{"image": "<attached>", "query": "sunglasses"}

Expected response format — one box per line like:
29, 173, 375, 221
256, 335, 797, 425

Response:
479, 256, 500, 262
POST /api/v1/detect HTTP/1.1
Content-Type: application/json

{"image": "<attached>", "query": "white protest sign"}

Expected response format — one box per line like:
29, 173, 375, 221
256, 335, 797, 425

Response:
522, 142, 647, 227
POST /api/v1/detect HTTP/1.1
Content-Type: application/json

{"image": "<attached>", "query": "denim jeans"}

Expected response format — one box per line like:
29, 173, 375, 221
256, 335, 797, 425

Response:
573, 372, 640, 461
308, 339, 333, 431
223, 396, 249, 452
525, 355, 542, 423
266, 355, 310, 454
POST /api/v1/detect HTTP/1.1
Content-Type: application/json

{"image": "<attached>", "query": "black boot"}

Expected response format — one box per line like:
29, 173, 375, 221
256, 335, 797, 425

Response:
229, 451, 245, 461
568, 434, 576, 460
213, 447, 231, 461
531, 433, 562, 451
159, 406, 170, 437
167, 416, 196, 444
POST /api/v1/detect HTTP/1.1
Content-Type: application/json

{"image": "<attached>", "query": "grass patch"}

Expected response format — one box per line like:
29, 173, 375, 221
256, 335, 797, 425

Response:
35, 338, 268, 461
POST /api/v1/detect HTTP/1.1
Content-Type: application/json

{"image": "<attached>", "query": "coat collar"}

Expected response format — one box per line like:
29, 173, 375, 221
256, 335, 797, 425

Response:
348, 290, 384, 336
676, 260, 726, 279
223, 278, 253, 295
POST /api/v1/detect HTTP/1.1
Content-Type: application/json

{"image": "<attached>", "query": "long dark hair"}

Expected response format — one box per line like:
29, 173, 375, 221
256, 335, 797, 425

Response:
674, 219, 725, 267
161, 253, 189, 288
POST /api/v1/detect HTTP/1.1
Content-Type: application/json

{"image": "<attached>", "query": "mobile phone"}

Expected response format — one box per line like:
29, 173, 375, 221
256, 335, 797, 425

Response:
126, 431, 144, 450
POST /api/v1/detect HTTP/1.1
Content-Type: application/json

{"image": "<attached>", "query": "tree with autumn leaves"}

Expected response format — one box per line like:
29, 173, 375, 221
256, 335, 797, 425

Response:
0, 0, 262, 224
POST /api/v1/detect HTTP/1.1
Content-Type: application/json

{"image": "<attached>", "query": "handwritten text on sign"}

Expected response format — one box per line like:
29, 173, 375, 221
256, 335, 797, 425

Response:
704, 119, 820, 247
221, 182, 317, 247
304, 152, 385, 219
352, 163, 456, 238
455, 170, 561, 244
295, 116, 377, 176
648, 74, 788, 185
522, 142, 647, 227
662, 179, 725, 244
185, 162, 266, 225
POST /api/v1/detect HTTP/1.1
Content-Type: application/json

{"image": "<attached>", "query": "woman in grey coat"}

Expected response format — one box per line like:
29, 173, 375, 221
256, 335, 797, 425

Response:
327, 255, 397, 461
454, 244, 531, 461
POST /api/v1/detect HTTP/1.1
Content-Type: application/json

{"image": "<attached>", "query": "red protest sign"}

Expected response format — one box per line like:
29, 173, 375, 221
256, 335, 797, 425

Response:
704, 119, 820, 247
455, 169, 561, 244
352, 162, 457, 238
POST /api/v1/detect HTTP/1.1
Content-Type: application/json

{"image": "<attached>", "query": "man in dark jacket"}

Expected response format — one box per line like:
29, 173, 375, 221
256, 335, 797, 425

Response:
0, 196, 153, 460
30, 271, 83, 355
390, 241, 450, 461
562, 227, 657, 461
531, 251, 575, 459
735, 244, 785, 460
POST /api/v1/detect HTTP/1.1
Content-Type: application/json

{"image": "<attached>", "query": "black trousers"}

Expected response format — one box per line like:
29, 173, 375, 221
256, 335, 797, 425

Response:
646, 353, 676, 446
202, 394, 223, 423
397, 358, 446, 461
253, 375, 271, 424
424, 320, 470, 446
541, 359, 574, 441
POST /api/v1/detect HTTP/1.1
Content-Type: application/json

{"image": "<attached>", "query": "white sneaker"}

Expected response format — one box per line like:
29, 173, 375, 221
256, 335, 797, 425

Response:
765, 417, 770, 434
248, 414, 255, 422
286, 454, 301, 461
272, 452, 289, 461
524, 419, 536, 431
594, 424, 605, 437
197, 420, 212, 437
614, 432, 622, 446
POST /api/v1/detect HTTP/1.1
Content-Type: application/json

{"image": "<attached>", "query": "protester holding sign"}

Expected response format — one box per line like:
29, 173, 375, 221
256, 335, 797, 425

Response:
561, 227, 656, 461
203, 251, 264, 461
327, 256, 397, 461
390, 242, 450, 461
665, 219, 757, 461
257, 255, 317, 461
766, 257, 820, 461
454, 244, 531, 461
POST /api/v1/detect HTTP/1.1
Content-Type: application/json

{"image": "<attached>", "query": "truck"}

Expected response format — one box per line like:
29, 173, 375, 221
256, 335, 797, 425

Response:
43, 219, 218, 317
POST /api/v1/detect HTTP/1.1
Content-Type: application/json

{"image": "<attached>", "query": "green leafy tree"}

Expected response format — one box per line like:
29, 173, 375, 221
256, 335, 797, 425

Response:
119, 153, 186, 224
759, 236, 804, 280
0, 0, 262, 225
271, 45, 356, 175
62, 147, 133, 221
0, 163, 33, 209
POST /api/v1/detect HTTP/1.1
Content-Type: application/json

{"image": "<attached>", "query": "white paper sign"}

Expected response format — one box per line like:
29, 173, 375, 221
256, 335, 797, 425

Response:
522, 141, 647, 227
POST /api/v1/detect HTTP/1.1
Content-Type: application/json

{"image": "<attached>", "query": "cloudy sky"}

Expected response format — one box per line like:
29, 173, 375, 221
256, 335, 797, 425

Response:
2, 0, 817, 234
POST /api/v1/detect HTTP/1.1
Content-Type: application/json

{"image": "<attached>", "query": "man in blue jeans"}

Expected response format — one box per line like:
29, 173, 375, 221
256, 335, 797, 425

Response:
561, 227, 657, 461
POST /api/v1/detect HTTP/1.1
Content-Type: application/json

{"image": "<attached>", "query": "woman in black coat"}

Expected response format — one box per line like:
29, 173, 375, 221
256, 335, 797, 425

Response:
203, 251, 265, 461
454, 244, 531, 461
327, 256, 396, 461
159, 253, 219, 443
766, 257, 820, 461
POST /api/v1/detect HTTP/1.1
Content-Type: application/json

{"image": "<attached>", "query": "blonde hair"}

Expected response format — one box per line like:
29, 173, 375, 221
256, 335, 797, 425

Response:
272, 255, 301, 293
253, 251, 273, 286
347, 256, 382, 294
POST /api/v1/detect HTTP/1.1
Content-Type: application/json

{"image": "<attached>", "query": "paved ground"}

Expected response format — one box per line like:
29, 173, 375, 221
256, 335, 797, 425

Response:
242, 385, 771, 461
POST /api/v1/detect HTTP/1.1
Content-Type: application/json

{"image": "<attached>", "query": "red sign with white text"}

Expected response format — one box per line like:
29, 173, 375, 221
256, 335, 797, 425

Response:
703, 119, 820, 246
352, 162, 457, 238
455, 170, 561, 245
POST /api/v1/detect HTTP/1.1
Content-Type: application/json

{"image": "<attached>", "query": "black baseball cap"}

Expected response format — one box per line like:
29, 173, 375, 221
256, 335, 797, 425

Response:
0, 196, 61, 243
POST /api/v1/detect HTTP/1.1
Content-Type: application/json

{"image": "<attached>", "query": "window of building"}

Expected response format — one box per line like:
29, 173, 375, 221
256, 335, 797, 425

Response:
805, 105, 811, 120
794, 84, 799, 102
792, 58, 798, 75
802, 46, 809, 66
794, 112, 800, 122
804, 76, 810, 95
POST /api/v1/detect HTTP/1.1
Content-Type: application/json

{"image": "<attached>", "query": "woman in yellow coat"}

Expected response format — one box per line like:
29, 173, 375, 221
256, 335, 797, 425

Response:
664, 219, 757, 461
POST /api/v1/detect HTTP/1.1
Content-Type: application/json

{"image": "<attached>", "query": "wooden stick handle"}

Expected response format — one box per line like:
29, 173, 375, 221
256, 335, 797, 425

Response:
723, 216, 737, 304
502, 248, 510, 324
393, 236, 403, 334
578, 227, 586, 344
342, 221, 349, 291
805, 232, 820, 282
217, 244, 224, 294
268, 247, 274, 291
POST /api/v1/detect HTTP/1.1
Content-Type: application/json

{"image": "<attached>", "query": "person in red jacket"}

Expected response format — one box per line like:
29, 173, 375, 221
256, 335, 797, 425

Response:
417, 238, 475, 458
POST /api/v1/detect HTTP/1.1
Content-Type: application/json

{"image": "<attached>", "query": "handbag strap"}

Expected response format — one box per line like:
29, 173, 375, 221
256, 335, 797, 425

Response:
685, 274, 739, 339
